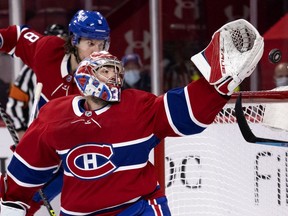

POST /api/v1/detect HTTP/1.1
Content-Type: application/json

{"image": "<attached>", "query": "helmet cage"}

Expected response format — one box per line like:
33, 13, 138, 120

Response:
74, 53, 124, 102
92, 60, 124, 86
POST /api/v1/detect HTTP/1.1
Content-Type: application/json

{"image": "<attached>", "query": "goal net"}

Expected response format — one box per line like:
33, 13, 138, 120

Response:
163, 90, 288, 216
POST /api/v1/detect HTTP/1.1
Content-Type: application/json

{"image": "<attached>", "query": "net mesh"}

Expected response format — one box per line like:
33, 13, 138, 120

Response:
230, 26, 256, 53
165, 96, 288, 216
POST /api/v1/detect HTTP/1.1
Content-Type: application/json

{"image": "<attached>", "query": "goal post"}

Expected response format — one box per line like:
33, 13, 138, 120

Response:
156, 90, 288, 216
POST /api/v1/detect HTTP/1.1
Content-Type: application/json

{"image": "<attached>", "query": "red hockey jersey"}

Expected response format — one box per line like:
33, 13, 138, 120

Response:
5, 78, 228, 215
0, 25, 79, 106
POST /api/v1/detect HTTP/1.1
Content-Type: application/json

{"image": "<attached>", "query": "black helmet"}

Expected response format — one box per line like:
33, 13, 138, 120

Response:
44, 24, 68, 37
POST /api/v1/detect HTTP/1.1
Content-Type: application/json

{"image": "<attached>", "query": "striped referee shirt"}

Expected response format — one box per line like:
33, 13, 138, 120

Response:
6, 64, 36, 131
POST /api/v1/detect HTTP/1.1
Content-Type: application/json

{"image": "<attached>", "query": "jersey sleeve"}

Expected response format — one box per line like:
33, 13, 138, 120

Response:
0, 25, 53, 70
4, 117, 61, 204
0, 25, 20, 53
152, 77, 229, 139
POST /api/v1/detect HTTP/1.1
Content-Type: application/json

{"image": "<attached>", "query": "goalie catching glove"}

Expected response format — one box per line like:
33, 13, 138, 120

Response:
191, 19, 264, 95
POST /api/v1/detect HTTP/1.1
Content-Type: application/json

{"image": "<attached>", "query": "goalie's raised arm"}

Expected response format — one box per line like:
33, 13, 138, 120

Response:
0, 20, 264, 216
191, 19, 264, 95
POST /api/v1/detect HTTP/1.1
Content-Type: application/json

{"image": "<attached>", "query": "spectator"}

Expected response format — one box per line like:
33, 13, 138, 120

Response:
262, 62, 288, 131
122, 53, 151, 92
274, 62, 288, 87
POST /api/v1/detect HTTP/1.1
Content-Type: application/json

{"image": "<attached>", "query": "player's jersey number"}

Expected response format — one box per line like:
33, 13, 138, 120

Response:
24, 32, 39, 43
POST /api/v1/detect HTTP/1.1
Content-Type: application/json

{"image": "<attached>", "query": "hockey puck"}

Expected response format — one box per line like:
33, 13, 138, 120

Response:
268, 49, 282, 64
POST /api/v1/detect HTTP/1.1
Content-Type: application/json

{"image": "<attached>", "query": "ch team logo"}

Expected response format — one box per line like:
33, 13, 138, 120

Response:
66, 143, 116, 180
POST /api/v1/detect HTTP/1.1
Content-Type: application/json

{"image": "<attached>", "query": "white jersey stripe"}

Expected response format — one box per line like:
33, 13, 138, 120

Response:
184, 86, 208, 128
163, 93, 185, 136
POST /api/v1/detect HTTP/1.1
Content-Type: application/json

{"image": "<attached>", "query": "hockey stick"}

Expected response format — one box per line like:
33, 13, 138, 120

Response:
28, 82, 43, 127
38, 190, 56, 216
0, 103, 56, 216
0, 103, 19, 150
235, 93, 288, 147
27, 82, 57, 216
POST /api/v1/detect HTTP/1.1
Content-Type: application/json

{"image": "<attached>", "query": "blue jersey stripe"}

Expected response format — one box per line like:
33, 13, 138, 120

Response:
8, 156, 57, 185
166, 87, 205, 135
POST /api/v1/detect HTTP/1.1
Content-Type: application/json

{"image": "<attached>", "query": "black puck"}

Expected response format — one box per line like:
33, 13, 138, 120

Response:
268, 49, 282, 64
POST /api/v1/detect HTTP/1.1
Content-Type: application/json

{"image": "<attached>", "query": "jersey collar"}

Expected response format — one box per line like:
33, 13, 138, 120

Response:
72, 96, 111, 116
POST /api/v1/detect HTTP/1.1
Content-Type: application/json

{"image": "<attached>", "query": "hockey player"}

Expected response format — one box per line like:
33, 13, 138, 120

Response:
0, 10, 110, 107
0, 19, 264, 216
121, 53, 151, 92
0, 10, 110, 215
6, 24, 68, 140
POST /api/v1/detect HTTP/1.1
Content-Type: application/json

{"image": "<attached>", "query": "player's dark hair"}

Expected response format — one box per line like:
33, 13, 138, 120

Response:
63, 36, 81, 63
64, 35, 74, 54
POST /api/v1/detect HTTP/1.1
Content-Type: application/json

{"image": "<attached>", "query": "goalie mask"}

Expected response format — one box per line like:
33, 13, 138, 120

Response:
74, 51, 124, 102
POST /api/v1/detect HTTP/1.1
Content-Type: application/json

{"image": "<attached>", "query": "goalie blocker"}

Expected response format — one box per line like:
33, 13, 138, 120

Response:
0, 201, 27, 216
191, 19, 264, 95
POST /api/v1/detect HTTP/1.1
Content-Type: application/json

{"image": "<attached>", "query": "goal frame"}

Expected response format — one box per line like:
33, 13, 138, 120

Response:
155, 89, 288, 215
155, 90, 288, 191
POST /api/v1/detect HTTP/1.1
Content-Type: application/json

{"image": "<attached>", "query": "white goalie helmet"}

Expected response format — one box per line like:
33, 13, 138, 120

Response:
74, 51, 124, 102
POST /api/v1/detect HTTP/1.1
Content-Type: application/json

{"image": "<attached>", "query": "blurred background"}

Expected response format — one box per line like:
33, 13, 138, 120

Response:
0, 0, 288, 96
